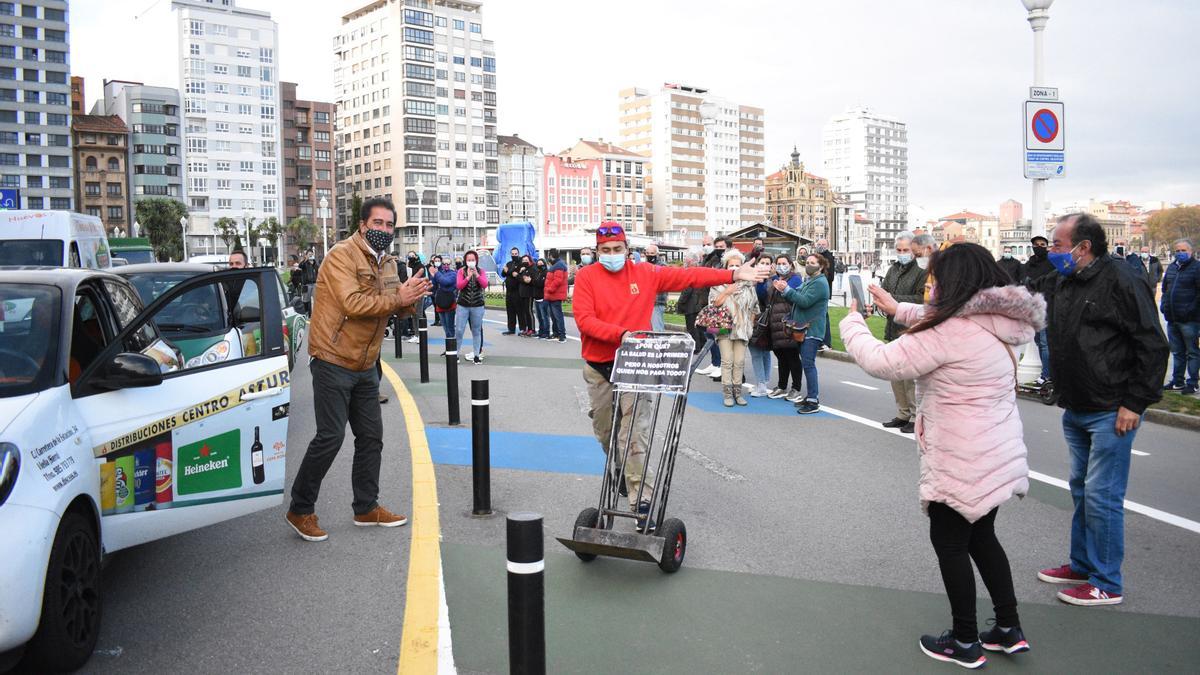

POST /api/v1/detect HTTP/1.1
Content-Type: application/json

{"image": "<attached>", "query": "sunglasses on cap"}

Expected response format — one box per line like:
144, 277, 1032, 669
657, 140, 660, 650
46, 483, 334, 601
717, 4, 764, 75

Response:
597, 224, 625, 237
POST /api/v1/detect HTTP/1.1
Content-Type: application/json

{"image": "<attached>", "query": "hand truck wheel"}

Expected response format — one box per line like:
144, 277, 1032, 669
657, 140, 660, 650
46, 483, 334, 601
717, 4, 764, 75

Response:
573, 508, 600, 562
656, 518, 687, 573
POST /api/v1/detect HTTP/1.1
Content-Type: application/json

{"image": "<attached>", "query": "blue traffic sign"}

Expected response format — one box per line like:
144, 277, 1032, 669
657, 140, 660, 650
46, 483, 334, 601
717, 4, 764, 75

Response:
0, 188, 18, 209
1032, 109, 1059, 143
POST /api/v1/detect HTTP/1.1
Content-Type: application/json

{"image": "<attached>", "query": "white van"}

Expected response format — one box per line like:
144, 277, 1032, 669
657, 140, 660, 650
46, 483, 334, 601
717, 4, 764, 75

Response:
0, 210, 112, 269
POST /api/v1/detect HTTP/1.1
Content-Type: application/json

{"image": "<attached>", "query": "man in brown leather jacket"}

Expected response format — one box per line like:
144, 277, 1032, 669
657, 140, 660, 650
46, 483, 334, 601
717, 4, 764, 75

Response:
286, 198, 431, 542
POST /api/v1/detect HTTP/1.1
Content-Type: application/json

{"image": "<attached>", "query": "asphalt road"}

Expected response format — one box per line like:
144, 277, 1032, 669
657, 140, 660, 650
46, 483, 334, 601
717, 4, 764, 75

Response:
70, 309, 1200, 674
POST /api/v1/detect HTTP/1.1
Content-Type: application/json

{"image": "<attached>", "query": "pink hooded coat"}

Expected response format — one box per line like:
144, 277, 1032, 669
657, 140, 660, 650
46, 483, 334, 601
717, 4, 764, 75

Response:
840, 285, 1046, 522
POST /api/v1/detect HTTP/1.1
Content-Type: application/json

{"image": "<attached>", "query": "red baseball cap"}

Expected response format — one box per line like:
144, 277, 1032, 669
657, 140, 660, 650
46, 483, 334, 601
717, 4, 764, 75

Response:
596, 221, 626, 245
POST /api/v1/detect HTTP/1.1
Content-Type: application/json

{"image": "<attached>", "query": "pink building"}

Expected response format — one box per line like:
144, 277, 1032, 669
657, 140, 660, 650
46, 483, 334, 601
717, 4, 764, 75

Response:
999, 199, 1023, 227
542, 155, 603, 236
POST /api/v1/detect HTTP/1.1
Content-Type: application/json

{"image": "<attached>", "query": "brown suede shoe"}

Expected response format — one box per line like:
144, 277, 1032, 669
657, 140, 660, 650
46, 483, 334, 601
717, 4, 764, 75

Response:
353, 505, 409, 528
286, 511, 328, 542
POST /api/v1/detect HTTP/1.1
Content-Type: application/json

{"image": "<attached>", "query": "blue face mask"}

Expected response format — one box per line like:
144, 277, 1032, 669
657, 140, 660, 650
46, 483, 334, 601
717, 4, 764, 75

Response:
896, 253, 913, 265
599, 254, 626, 272
581, 255, 593, 265
1048, 243, 1081, 276
1177, 251, 1192, 264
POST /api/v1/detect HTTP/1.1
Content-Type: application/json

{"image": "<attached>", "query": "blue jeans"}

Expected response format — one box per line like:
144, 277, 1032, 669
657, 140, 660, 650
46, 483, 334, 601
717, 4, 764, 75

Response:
696, 333, 722, 368
800, 337, 821, 401
439, 308, 456, 340
1033, 327, 1051, 379
1166, 321, 1199, 388
547, 300, 565, 339
455, 305, 485, 354
652, 304, 666, 332
748, 345, 772, 386
1062, 409, 1137, 594
535, 300, 551, 338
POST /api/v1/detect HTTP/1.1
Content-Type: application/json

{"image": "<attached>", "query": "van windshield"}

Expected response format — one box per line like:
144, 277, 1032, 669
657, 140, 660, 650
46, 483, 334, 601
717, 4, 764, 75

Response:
115, 249, 155, 265
0, 240, 64, 267
0, 284, 62, 396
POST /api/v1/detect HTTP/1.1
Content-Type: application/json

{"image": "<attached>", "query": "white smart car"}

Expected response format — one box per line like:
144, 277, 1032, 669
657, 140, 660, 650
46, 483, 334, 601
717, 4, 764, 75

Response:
0, 266, 292, 672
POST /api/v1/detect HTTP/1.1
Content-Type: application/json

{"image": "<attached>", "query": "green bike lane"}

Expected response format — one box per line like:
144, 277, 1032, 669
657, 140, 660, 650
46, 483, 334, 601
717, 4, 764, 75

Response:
382, 322, 1200, 674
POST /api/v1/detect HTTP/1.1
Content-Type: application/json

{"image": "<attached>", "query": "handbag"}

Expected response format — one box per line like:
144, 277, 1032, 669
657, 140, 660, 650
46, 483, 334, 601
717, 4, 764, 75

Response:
696, 285, 737, 334
782, 318, 810, 343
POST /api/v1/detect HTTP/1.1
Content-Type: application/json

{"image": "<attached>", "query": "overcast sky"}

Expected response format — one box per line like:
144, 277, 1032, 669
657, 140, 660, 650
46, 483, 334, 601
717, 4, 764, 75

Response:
72, 0, 1198, 221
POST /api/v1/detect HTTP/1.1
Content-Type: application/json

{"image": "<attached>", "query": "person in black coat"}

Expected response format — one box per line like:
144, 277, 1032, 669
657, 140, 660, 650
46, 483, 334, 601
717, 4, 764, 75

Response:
515, 254, 537, 336
997, 246, 1024, 284
817, 238, 836, 346
1127, 246, 1164, 291
500, 247, 523, 334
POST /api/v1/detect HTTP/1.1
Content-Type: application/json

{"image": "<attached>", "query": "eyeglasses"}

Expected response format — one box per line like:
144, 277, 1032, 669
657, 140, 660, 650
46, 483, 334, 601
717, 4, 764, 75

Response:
597, 224, 625, 237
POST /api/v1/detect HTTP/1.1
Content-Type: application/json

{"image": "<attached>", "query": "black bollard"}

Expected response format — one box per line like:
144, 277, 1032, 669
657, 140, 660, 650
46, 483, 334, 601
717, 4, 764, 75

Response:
445, 336, 460, 426
507, 513, 545, 675
471, 379, 492, 515
393, 315, 402, 359
418, 316, 430, 384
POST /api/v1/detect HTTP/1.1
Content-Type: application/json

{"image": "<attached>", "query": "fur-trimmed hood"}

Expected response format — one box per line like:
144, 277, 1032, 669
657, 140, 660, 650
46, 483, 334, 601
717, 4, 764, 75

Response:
957, 285, 1045, 346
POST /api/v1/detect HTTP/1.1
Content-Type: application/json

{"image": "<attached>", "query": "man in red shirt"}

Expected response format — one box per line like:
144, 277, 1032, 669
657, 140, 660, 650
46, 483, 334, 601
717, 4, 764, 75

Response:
574, 223, 767, 528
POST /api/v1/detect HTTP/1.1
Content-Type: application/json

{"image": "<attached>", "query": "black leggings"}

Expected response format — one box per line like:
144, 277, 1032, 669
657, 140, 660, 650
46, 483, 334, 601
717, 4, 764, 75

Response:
928, 502, 1020, 642
774, 348, 803, 390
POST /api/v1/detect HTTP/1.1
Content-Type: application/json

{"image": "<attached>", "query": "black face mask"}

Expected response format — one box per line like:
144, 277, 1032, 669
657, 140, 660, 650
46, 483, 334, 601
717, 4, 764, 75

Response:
363, 228, 394, 253
647, 255, 658, 263
1032, 247, 1047, 258
512, 254, 520, 261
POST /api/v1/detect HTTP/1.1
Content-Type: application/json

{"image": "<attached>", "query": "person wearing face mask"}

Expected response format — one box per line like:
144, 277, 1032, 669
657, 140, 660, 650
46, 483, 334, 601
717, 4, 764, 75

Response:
1160, 238, 1199, 395
780, 254, 831, 413
500, 247, 524, 335
287, 198, 432, 542
764, 254, 805, 401
579, 246, 595, 267
1022, 235, 1055, 384
747, 254, 777, 396
532, 258, 551, 339
574, 222, 769, 528
455, 249, 489, 363
710, 249, 760, 406
877, 231, 928, 433
543, 248, 569, 342
997, 246, 1024, 284
430, 255, 459, 348
815, 239, 837, 349
1037, 213, 1167, 607
1128, 245, 1163, 291
644, 244, 668, 331
516, 254, 538, 337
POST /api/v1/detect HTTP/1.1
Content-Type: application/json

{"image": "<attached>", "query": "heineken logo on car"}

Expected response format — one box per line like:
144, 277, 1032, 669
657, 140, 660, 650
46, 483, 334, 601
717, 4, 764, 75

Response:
177, 430, 242, 495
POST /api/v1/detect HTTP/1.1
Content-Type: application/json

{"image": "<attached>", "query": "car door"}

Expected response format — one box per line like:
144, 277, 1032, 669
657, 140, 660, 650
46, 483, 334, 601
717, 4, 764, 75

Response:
72, 269, 291, 553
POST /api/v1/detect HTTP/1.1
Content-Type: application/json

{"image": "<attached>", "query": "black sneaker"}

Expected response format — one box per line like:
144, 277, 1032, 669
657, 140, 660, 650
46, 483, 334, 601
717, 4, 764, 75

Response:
1163, 382, 1184, 391
900, 422, 915, 434
796, 399, 821, 414
635, 500, 656, 532
501, 330, 516, 335
1183, 386, 1198, 396
979, 622, 1029, 654
919, 631, 986, 669
882, 417, 908, 428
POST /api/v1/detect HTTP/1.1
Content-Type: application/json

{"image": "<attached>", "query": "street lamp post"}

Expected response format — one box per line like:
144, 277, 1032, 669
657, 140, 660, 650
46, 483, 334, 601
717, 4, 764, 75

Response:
319, 196, 330, 259
179, 216, 188, 262
699, 100, 719, 241
415, 179, 425, 259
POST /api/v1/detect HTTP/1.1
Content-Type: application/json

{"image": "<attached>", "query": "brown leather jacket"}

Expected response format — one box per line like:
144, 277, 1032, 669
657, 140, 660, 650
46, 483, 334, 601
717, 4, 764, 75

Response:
308, 232, 415, 371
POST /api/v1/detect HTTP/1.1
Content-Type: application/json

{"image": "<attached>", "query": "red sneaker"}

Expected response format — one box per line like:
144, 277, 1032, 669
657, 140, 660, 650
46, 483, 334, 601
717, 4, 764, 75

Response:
1057, 583, 1123, 606
1037, 564, 1088, 585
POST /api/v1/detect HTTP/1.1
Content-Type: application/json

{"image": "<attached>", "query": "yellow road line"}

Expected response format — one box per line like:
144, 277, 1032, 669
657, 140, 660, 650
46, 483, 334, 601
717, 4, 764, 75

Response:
382, 361, 443, 673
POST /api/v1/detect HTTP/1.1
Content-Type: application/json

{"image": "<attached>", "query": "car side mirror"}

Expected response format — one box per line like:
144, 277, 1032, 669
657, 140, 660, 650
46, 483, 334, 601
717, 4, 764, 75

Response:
93, 352, 164, 390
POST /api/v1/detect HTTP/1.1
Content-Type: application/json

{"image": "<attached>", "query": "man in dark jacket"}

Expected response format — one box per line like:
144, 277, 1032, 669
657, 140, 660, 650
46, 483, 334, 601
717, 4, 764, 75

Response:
1023, 235, 1055, 383
500, 247, 522, 334
876, 232, 927, 433
1037, 213, 1168, 607
1128, 246, 1164, 291
997, 246, 1024, 283
1160, 238, 1199, 394
816, 238, 836, 347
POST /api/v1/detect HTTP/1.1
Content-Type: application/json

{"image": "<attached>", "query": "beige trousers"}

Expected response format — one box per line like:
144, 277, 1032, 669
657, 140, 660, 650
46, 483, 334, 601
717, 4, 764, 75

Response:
717, 337, 747, 388
891, 378, 917, 421
583, 364, 655, 507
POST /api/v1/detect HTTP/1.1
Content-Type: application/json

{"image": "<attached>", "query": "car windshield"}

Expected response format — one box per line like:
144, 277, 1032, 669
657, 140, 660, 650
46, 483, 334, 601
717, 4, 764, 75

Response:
0, 283, 62, 396
116, 249, 155, 265
124, 272, 226, 334
0, 239, 64, 266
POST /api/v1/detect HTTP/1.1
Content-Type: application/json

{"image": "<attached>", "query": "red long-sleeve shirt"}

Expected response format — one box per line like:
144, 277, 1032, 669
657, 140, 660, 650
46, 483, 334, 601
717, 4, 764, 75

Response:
573, 261, 736, 362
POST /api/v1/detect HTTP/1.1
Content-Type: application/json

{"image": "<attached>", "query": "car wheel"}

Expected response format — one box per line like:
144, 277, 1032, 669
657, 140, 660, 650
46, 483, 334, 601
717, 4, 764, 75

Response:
23, 512, 102, 673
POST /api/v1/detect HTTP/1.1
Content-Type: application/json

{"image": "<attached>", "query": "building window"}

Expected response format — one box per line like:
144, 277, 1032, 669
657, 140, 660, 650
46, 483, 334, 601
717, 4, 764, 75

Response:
51, 198, 71, 210
107, 206, 123, 221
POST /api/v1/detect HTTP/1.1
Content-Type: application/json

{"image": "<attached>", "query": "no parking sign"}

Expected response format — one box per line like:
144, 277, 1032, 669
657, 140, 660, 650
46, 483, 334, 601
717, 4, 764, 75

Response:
1023, 98, 1065, 179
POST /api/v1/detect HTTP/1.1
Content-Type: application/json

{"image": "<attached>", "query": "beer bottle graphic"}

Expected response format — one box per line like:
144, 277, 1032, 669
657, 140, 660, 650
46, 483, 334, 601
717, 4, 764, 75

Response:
250, 426, 265, 485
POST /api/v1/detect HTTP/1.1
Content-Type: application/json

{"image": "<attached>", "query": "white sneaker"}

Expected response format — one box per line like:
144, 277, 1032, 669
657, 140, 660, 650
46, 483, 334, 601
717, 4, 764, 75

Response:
463, 351, 475, 360
750, 384, 768, 398
406, 336, 419, 344
741, 382, 753, 390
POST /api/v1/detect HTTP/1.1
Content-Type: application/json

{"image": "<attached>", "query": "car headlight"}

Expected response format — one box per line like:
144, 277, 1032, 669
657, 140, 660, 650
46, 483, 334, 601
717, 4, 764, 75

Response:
185, 339, 232, 369
0, 442, 19, 507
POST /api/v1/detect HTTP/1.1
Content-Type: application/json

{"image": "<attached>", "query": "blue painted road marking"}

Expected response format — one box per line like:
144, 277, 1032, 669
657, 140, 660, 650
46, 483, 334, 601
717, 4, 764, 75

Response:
425, 428, 605, 475
687, 392, 837, 418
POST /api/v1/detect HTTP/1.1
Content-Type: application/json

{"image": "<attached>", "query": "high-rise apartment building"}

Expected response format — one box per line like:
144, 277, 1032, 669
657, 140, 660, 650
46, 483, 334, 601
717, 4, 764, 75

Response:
173, 0, 283, 256
72, 114, 129, 233
821, 107, 908, 256
98, 80, 185, 214
562, 138, 647, 235
281, 81, 335, 251
618, 83, 764, 246
334, 0, 499, 256
0, 0, 72, 210
542, 154, 601, 237
497, 133, 541, 226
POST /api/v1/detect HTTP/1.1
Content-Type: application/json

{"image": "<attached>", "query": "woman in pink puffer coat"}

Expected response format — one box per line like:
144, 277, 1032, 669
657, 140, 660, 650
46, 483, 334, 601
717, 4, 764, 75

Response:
840, 243, 1045, 668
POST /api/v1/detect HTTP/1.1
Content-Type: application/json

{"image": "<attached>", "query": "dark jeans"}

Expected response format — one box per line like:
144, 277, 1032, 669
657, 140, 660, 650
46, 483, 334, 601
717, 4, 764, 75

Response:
547, 300, 565, 339
505, 290, 520, 331
535, 300, 552, 338
928, 502, 1020, 643
289, 358, 384, 516
518, 298, 534, 332
1166, 321, 1200, 389
1033, 327, 1050, 379
774, 347, 802, 390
